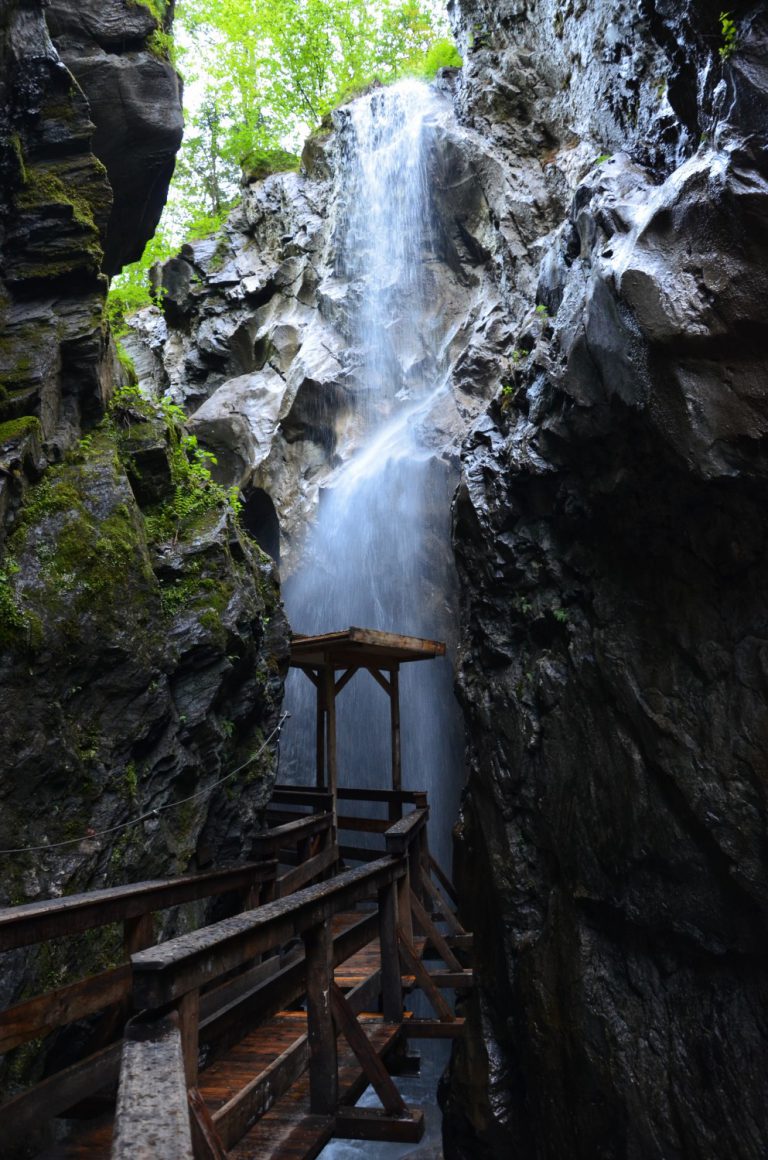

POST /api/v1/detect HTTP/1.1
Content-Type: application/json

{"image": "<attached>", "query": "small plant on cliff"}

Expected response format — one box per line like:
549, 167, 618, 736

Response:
718, 11, 737, 60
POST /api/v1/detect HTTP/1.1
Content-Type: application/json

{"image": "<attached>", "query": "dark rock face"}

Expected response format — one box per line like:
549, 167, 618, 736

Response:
45, 0, 184, 275
0, 0, 288, 1085
446, 1, 768, 1157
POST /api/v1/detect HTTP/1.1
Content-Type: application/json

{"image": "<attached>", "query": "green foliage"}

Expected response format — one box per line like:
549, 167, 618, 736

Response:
0, 416, 41, 445
106, 230, 174, 334
149, 28, 176, 62
594, 152, 611, 165
719, 11, 737, 60
553, 608, 569, 624
171, 0, 454, 227
535, 303, 550, 318
108, 385, 235, 543
421, 37, 462, 77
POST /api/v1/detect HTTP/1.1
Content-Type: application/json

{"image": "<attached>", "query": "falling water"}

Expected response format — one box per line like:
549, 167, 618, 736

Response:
281, 80, 464, 873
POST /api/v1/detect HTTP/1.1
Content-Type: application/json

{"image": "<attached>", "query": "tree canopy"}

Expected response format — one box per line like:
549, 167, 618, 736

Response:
107, 0, 457, 330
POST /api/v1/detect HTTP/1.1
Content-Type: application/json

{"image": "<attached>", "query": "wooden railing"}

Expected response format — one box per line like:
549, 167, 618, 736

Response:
0, 790, 468, 1158
0, 812, 335, 1149
112, 802, 465, 1155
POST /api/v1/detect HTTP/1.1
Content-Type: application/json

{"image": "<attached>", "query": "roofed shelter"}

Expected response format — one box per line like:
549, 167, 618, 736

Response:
289, 627, 446, 811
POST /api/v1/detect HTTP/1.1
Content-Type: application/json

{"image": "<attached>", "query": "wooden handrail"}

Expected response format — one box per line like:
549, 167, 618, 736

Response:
0, 859, 277, 952
251, 812, 332, 856
130, 856, 405, 1009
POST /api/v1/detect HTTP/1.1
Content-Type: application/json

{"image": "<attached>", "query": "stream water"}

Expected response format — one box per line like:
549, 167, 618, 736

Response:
280, 81, 465, 1157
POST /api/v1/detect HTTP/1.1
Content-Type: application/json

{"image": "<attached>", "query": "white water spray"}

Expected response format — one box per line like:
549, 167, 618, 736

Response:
282, 80, 464, 868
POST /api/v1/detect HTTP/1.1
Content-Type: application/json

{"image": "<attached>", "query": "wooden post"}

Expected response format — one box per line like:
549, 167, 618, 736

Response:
177, 989, 200, 1088
389, 666, 401, 822
323, 661, 338, 810
316, 671, 325, 789
397, 860, 414, 945
303, 921, 337, 1114
124, 913, 154, 958
378, 882, 402, 1023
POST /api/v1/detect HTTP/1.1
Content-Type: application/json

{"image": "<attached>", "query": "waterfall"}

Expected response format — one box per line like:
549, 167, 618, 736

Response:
281, 80, 464, 870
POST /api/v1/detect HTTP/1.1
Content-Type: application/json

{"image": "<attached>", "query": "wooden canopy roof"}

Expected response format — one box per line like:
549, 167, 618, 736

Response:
290, 626, 446, 669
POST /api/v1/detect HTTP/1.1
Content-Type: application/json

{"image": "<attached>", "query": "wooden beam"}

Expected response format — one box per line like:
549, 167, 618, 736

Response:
366, 666, 392, 696
337, 815, 393, 833
402, 1018, 466, 1039
397, 932, 455, 1023
251, 813, 332, 857
420, 872, 465, 937
189, 1088, 228, 1160
334, 667, 359, 697
334, 1106, 424, 1142
429, 854, 458, 906
304, 922, 337, 1114
329, 984, 406, 1116
409, 891, 462, 972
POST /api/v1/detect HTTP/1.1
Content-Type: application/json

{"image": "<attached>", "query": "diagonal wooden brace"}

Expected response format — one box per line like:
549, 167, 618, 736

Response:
396, 930, 455, 1023
409, 889, 462, 971
329, 982, 407, 1117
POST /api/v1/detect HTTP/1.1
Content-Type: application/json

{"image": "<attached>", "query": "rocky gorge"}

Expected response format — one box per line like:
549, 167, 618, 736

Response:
1, 0, 767, 1156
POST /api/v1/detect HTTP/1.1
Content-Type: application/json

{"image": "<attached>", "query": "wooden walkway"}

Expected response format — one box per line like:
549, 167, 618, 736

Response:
0, 788, 471, 1160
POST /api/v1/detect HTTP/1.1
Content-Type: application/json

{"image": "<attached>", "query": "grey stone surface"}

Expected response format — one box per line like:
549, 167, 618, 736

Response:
441, 1, 768, 1158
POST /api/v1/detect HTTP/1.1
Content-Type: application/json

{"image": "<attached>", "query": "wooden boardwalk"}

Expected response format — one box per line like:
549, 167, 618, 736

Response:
1, 789, 471, 1160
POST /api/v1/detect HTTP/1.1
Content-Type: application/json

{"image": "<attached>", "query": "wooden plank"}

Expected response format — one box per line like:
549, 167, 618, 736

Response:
131, 858, 403, 1009
447, 933, 474, 951
0, 964, 130, 1054
0, 1041, 120, 1139
212, 1034, 308, 1148
112, 1016, 193, 1160
275, 845, 336, 897
304, 923, 337, 1114
402, 1018, 466, 1039
0, 860, 276, 952
422, 970, 474, 989
397, 932, 455, 1023
330, 984, 406, 1117
189, 1088, 228, 1160
410, 891, 462, 972
335, 1106, 424, 1143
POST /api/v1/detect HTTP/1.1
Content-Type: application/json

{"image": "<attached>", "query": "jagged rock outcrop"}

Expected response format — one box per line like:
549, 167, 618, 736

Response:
0, 0, 288, 1076
444, 1, 768, 1158
124, 83, 512, 575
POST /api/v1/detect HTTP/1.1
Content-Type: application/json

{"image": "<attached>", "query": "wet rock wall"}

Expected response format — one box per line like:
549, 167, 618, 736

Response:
445, 1, 768, 1157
